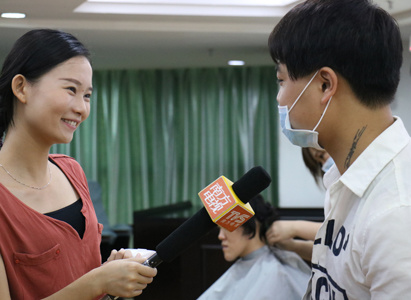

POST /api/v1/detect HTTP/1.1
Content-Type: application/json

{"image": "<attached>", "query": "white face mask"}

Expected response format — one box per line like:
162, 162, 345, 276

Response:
321, 156, 335, 173
278, 70, 332, 150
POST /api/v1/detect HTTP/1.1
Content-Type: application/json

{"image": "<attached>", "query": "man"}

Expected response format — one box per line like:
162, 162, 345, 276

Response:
269, 0, 411, 299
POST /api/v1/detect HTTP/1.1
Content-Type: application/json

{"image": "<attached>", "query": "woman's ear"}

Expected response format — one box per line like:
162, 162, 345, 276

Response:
318, 67, 338, 105
11, 74, 28, 104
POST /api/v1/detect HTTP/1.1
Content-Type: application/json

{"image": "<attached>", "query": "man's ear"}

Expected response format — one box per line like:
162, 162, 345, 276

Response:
11, 74, 29, 104
318, 67, 338, 104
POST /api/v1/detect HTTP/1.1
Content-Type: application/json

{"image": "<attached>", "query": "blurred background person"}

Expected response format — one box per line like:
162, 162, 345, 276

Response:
302, 147, 334, 185
266, 147, 334, 261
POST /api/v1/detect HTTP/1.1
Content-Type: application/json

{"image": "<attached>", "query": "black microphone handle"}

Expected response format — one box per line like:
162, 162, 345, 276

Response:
156, 207, 216, 262
142, 252, 163, 268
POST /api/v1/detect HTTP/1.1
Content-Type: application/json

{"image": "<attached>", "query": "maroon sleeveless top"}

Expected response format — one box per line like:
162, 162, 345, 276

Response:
0, 154, 102, 299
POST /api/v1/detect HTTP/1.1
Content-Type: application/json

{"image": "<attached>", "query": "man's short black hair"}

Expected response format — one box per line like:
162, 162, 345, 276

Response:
269, 0, 403, 108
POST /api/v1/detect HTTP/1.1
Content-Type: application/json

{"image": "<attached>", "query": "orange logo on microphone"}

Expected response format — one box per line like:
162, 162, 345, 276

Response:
198, 176, 254, 232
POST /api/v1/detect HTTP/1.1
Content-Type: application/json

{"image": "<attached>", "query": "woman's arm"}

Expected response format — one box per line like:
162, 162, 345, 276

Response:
43, 257, 157, 299
0, 254, 11, 300
266, 220, 322, 261
1, 250, 157, 300
275, 239, 314, 262
266, 220, 321, 244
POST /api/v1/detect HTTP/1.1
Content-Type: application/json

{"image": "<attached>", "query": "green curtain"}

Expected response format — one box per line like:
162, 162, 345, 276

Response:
51, 66, 278, 225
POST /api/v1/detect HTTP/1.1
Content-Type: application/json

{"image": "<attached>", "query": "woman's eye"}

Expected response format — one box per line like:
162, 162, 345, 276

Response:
84, 94, 91, 101
67, 87, 76, 93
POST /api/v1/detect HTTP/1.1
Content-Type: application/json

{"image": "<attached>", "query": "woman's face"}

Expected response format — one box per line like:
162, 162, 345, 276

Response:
15, 55, 92, 146
308, 147, 330, 166
218, 226, 253, 262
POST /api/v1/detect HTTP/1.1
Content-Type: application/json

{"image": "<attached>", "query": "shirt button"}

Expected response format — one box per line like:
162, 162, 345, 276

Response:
15, 259, 20, 264
56, 249, 61, 254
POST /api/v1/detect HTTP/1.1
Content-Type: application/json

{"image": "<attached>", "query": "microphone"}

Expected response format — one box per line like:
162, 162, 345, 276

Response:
103, 166, 271, 300
144, 166, 271, 267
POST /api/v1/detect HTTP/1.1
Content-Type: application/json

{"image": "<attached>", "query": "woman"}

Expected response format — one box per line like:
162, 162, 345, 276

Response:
301, 147, 334, 186
198, 195, 311, 300
0, 29, 156, 299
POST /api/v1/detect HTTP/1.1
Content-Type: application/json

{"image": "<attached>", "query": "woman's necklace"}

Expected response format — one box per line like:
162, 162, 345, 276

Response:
0, 163, 52, 190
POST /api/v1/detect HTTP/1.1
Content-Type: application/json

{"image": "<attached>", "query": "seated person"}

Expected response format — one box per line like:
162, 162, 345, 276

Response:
198, 195, 311, 300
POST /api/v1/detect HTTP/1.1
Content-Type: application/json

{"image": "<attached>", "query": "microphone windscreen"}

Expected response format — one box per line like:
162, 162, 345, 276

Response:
156, 208, 214, 262
155, 166, 271, 263
231, 166, 272, 204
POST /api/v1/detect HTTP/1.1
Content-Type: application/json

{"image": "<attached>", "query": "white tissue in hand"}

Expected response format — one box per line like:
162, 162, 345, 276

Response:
125, 248, 155, 259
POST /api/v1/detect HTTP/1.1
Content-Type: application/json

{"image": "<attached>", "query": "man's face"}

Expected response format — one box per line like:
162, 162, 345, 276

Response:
276, 64, 321, 131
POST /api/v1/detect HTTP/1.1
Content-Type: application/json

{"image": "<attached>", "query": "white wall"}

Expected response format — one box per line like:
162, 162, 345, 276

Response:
393, 48, 411, 131
278, 131, 326, 208
278, 48, 411, 208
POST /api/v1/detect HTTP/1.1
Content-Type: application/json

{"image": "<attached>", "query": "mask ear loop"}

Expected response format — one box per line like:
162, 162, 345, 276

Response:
313, 96, 333, 131
289, 70, 319, 113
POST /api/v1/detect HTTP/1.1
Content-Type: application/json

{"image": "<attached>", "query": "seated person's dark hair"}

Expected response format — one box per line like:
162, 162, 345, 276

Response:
242, 194, 279, 243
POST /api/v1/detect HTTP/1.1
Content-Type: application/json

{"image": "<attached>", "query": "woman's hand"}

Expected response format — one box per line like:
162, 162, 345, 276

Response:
266, 220, 296, 246
105, 248, 133, 262
97, 255, 157, 298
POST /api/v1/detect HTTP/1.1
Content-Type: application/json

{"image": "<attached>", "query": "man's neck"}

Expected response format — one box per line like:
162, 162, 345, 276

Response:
325, 105, 394, 174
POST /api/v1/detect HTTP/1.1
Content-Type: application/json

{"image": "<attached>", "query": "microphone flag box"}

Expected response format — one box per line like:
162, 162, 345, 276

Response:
198, 176, 255, 232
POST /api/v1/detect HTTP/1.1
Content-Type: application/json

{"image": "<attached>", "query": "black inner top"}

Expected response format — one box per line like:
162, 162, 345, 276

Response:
44, 158, 86, 239
45, 198, 86, 239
